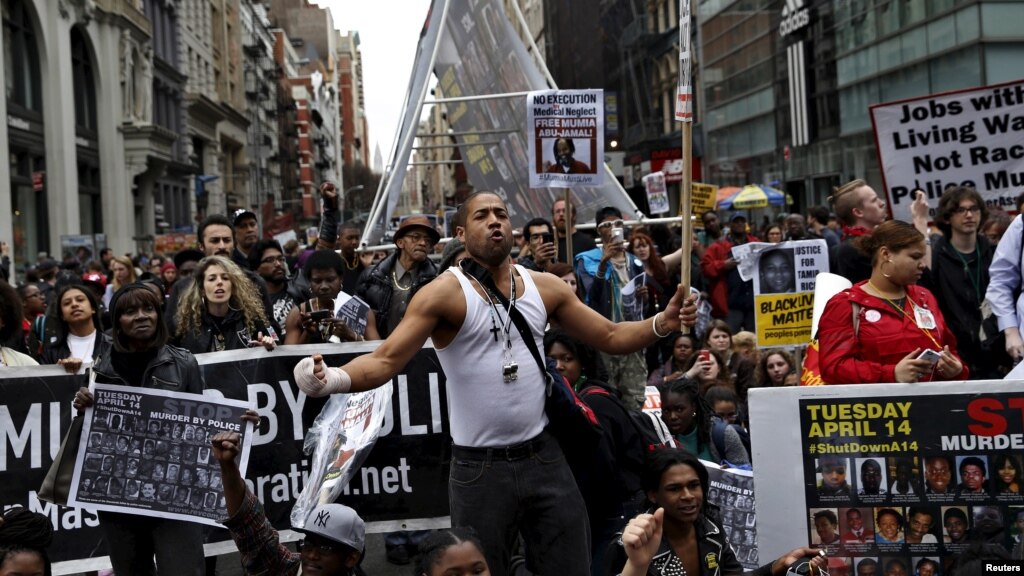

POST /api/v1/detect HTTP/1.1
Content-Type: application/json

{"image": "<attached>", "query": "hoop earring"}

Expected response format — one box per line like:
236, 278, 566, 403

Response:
880, 259, 894, 279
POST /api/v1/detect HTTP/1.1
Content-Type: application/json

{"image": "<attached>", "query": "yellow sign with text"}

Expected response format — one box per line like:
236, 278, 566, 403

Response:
689, 183, 718, 229
755, 292, 814, 347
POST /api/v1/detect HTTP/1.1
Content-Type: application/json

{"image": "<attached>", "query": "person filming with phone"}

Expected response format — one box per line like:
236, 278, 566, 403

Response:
575, 207, 649, 409
518, 218, 558, 273
817, 220, 967, 383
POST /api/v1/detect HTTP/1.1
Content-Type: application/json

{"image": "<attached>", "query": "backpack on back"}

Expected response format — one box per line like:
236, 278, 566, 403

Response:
580, 386, 675, 453
710, 417, 752, 468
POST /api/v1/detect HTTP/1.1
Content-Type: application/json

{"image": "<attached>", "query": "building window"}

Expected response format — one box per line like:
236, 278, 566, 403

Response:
3, 0, 42, 113
71, 27, 97, 135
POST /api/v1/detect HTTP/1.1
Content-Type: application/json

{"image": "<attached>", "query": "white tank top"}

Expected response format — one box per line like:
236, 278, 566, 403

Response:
437, 265, 549, 447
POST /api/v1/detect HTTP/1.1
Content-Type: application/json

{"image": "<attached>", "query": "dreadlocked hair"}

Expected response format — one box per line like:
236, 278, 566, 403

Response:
414, 527, 487, 576
660, 377, 714, 452
176, 255, 269, 339
0, 508, 53, 576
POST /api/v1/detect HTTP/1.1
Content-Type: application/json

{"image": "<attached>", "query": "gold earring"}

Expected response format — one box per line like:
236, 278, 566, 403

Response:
880, 259, 894, 279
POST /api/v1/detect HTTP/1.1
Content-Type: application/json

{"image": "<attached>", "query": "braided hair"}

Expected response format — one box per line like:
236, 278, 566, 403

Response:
414, 527, 488, 576
0, 507, 53, 576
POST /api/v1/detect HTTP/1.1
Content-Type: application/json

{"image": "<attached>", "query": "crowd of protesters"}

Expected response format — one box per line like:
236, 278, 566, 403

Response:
1, 178, 1022, 576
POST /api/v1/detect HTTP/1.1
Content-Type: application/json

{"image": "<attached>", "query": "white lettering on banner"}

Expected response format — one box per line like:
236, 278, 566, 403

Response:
398, 375, 427, 436
278, 379, 307, 442
339, 457, 413, 496
12, 493, 101, 530
249, 383, 279, 447
245, 460, 310, 505
429, 373, 443, 434
1, 404, 42, 471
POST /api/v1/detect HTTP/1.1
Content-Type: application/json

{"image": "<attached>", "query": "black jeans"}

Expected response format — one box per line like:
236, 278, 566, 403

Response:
449, 431, 591, 576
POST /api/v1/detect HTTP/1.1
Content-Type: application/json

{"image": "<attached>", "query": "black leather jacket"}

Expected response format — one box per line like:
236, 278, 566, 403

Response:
356, 252, 438, 337
92, 345, 204, 394
609, 515, 769, 576
40, 330, 112, 366
174, 308, 274, 354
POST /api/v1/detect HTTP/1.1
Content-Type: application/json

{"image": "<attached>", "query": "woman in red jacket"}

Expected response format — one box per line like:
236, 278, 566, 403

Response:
819, 220, 967, 383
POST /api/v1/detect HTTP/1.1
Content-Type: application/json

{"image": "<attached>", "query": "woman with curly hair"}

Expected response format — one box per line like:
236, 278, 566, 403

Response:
756, 348, 798, 387
103, 255, 137, 307
174, 256, 276, 352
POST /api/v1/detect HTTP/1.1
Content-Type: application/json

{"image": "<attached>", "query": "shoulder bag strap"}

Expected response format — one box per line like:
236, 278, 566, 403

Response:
459, 260, 549, 378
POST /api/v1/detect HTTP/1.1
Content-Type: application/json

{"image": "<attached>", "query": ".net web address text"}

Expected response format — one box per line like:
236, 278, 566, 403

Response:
808, 441, 918, 454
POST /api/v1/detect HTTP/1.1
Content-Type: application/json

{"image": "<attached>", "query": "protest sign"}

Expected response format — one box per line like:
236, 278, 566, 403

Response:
675, 0, 693, 122
751, 380, 1023, 571
620, 272, 649, 322
707, 465, 759, 570
0, 344, 449, 571
527, 89, 605, 188
291, 384, 392, 529
69, 384, 253, 527
690, 183, 718, 227
643, 172, 670, 214
333, 291, 371, 337
749, 239, 828, 347
870, 79, 1024, 222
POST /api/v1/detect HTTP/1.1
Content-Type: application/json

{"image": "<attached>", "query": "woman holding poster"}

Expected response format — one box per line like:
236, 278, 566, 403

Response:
75, 283, 207, 576
818, 221, 967, 384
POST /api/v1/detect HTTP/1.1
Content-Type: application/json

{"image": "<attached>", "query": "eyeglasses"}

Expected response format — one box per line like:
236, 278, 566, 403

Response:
597, 219, 624, 230
401, 233, 435, 244
298, 539, 342, 555
952, 206, 981, 215
260, 255, 287, 265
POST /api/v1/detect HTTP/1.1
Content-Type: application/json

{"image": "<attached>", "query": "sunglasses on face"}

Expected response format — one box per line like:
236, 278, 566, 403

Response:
597, 219, 624, 230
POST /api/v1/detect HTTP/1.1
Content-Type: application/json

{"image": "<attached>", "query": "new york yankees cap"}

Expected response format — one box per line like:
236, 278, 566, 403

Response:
294, 503, 365, 551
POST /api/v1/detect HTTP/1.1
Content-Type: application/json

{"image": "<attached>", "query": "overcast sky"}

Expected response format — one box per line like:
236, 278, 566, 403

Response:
316, 0, 433, 172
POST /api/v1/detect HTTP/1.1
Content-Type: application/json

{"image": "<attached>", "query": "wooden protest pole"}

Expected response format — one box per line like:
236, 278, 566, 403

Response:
564, 188, 572, 264
677, 0, 694, 334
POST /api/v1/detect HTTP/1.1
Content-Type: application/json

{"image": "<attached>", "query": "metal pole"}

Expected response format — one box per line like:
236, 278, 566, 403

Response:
360, 0, 453, 248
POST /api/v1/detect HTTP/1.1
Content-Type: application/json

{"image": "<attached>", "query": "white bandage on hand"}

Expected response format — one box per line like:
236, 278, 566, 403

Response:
293, 357, 352, 397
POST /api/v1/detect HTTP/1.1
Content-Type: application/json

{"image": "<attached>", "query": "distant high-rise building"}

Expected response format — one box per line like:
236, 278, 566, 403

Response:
337, 31, 368, 169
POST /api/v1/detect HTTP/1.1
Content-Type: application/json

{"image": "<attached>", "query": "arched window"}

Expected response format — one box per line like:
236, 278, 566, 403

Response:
3, 0, 42, 113
71, 26, 102, 234
71, 27, 97, 134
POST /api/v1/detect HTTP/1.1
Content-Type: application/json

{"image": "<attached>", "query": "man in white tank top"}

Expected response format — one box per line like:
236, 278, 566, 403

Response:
294, 192, 698, 576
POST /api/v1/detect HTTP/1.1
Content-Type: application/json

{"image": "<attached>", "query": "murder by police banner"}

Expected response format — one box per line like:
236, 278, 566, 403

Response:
0, 343, 450, 567
751, 382, 1024, 575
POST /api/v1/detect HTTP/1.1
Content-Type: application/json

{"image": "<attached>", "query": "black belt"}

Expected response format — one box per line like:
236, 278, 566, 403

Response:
451, 433, 546, 461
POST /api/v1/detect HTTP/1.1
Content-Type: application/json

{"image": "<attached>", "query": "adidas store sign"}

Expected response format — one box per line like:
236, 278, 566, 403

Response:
779, 0, 810, 36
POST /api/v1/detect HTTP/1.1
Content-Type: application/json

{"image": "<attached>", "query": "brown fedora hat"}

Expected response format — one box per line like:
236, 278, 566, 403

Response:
394, 215, 441, 244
